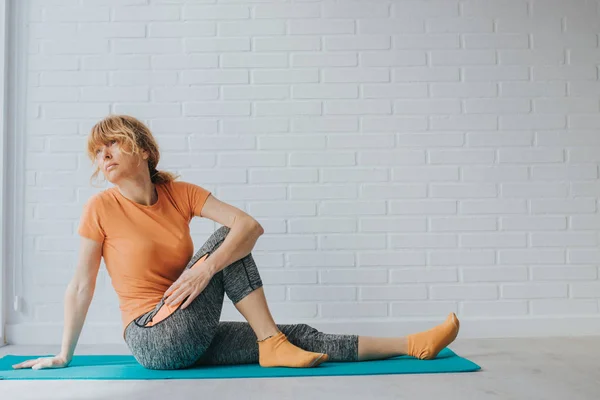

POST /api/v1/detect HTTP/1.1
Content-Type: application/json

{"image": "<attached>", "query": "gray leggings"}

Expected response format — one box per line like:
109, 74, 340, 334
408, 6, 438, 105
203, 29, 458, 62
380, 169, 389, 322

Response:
124, 226, 359, 370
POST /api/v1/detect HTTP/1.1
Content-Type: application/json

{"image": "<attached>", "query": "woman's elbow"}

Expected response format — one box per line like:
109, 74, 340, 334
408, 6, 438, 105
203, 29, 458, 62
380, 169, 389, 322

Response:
251, 220, 264, 235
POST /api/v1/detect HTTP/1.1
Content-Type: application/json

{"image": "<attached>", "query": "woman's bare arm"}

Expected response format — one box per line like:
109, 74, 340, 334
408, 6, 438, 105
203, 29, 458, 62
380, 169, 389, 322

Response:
59, 236, 102, 361
194, 194, 264, 275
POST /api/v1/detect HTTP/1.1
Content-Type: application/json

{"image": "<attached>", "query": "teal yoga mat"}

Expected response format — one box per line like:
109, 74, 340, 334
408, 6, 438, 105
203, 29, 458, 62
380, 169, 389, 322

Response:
0, 348, 480, 380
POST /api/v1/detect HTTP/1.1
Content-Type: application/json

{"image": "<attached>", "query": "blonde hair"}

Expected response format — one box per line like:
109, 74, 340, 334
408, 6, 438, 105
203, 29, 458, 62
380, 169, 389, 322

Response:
86, 114, 180, 187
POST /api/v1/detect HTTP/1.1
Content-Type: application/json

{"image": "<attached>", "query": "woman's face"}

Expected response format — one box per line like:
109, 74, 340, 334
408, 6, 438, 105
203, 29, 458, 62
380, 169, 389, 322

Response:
95, 139, 148, 184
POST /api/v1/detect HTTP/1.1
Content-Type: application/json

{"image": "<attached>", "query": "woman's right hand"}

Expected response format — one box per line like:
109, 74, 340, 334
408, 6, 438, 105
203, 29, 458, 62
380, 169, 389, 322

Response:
12, 354, 71, 370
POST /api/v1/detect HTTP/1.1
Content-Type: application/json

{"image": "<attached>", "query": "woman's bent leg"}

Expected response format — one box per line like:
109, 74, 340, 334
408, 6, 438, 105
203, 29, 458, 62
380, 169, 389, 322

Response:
124, 226, 252, 370
194, 321, 358, 366
189, 226, 329, 367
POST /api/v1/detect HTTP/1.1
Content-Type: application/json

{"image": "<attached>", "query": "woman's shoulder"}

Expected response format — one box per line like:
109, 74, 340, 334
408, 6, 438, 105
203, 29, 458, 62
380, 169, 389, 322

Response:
167, 179, 202, 191
83, 187, 117, 210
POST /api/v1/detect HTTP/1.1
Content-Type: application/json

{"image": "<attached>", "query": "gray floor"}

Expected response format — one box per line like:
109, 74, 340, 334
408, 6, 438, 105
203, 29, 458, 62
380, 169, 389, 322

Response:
1, 337, 599, 400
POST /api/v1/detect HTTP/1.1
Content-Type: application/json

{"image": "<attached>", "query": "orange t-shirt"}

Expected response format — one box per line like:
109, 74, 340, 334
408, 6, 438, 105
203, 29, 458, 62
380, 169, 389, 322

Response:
77, 180, 211, 339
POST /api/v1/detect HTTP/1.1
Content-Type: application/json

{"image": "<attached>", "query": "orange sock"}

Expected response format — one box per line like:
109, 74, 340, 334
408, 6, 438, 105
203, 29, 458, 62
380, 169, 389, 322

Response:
258, 331, 329, 368
407, 313, 460, 360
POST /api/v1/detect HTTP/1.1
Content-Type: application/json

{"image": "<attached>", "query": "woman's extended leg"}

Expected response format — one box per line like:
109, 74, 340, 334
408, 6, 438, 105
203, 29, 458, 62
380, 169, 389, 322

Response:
194, 313, 459, 365
358, 313, 460, 361
193, 226, 459, 365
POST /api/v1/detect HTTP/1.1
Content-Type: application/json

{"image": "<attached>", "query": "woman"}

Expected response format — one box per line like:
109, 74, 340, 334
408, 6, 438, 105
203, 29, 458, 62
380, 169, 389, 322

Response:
13, 115, 459, 371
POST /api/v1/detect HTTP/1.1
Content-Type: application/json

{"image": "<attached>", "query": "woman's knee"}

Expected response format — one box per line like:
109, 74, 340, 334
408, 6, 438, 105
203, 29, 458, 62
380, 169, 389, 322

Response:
211, 225, 230, 242
203, 226, 231, 253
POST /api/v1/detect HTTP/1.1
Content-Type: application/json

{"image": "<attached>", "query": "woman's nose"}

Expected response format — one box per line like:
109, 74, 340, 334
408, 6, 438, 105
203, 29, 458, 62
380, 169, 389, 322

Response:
97, 148, 111, 160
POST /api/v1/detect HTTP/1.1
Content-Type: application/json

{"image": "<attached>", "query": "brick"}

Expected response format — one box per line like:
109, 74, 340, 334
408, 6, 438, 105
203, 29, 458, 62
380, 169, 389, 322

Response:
222, 53, 288, 68
256, 101, 321, 116
359, 19, 423, 34
82, 55, 150, 70
80, 22, 145, 38
531, 299, 598, 315
185, 38, 250, 52
45, 6, 110, 22
289, 218, 356, 233
426, 17, 493, 33
363, 83, 428, 98
290, 20, 355, 35
462, 301, 528, 317
431, 285, 498, 300
532, 266, 597, 281
393, 34, 459, 49
319, 201, 386, 215
463, 34, 529, 49
152, 54, 217, 69
148, 22, 215, 37
322, 68, 390, 83
292, 117, 358, 132
362, 117, 427, 132
394, 1, 459, 17
325, 100, 391, 115
324, 36, 390, 51
392, 302, 458, 317
429, 150, 495, 164
219, 21, 286, 36
254, 37, 321, 52
358, 150, 424, 166
430, 50, 496, 65
360, 51, 426, 67
394, 99, 460, 114
254, 4, 320, 19
360, 286, 427, 300
292, 53, 357, 67
323, 3, 390, 18
114, 39, 182, 54
390, 268, 458, 283
184, 102, 250, 116
502, 283, 568, 299
289, 286, 357, 302
462, 66, 529, 81
222, 85, 288, 100
253, 69, 318, 84
461, 0, 528, 17
181, 69, 250, 85
321, 303, 388, 318
462, 267, 528, 282
293, 84, 358, 99
321, 269, 388, 284
498, 49, 565, 65
183, 5, 250, 20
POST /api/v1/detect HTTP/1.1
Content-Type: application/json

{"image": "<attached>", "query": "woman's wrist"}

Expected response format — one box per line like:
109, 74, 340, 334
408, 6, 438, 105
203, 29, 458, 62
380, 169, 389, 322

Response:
205, 261, 219, 276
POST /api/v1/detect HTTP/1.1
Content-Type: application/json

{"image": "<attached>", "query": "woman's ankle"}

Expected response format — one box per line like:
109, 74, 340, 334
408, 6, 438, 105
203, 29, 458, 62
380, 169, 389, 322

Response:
257, 330, 281, 342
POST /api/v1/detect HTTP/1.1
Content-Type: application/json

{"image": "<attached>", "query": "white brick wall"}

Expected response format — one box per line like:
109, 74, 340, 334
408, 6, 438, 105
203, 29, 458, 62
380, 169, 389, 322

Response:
6, 0, 600, 344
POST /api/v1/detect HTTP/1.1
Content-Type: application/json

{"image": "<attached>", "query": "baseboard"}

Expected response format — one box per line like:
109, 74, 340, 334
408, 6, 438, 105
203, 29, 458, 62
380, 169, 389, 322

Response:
5, 316, 600, 345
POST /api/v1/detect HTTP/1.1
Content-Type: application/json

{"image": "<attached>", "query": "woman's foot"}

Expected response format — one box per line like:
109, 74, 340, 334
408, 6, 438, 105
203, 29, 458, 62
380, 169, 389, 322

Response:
258, 331, 329, 368
406, 312, 460, 360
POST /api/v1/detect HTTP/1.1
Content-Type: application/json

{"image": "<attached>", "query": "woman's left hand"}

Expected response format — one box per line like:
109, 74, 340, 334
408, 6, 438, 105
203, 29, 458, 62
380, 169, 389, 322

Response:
164, 265, 214, 310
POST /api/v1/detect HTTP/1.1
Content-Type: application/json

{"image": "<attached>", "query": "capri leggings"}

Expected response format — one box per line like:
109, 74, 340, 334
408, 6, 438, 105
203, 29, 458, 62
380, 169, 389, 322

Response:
124, 225, 359, 370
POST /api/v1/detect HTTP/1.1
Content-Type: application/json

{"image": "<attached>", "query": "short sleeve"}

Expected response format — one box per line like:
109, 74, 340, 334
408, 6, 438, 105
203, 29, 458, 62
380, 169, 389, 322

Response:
181, 181, 211, 219
77, 195, 105, 243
